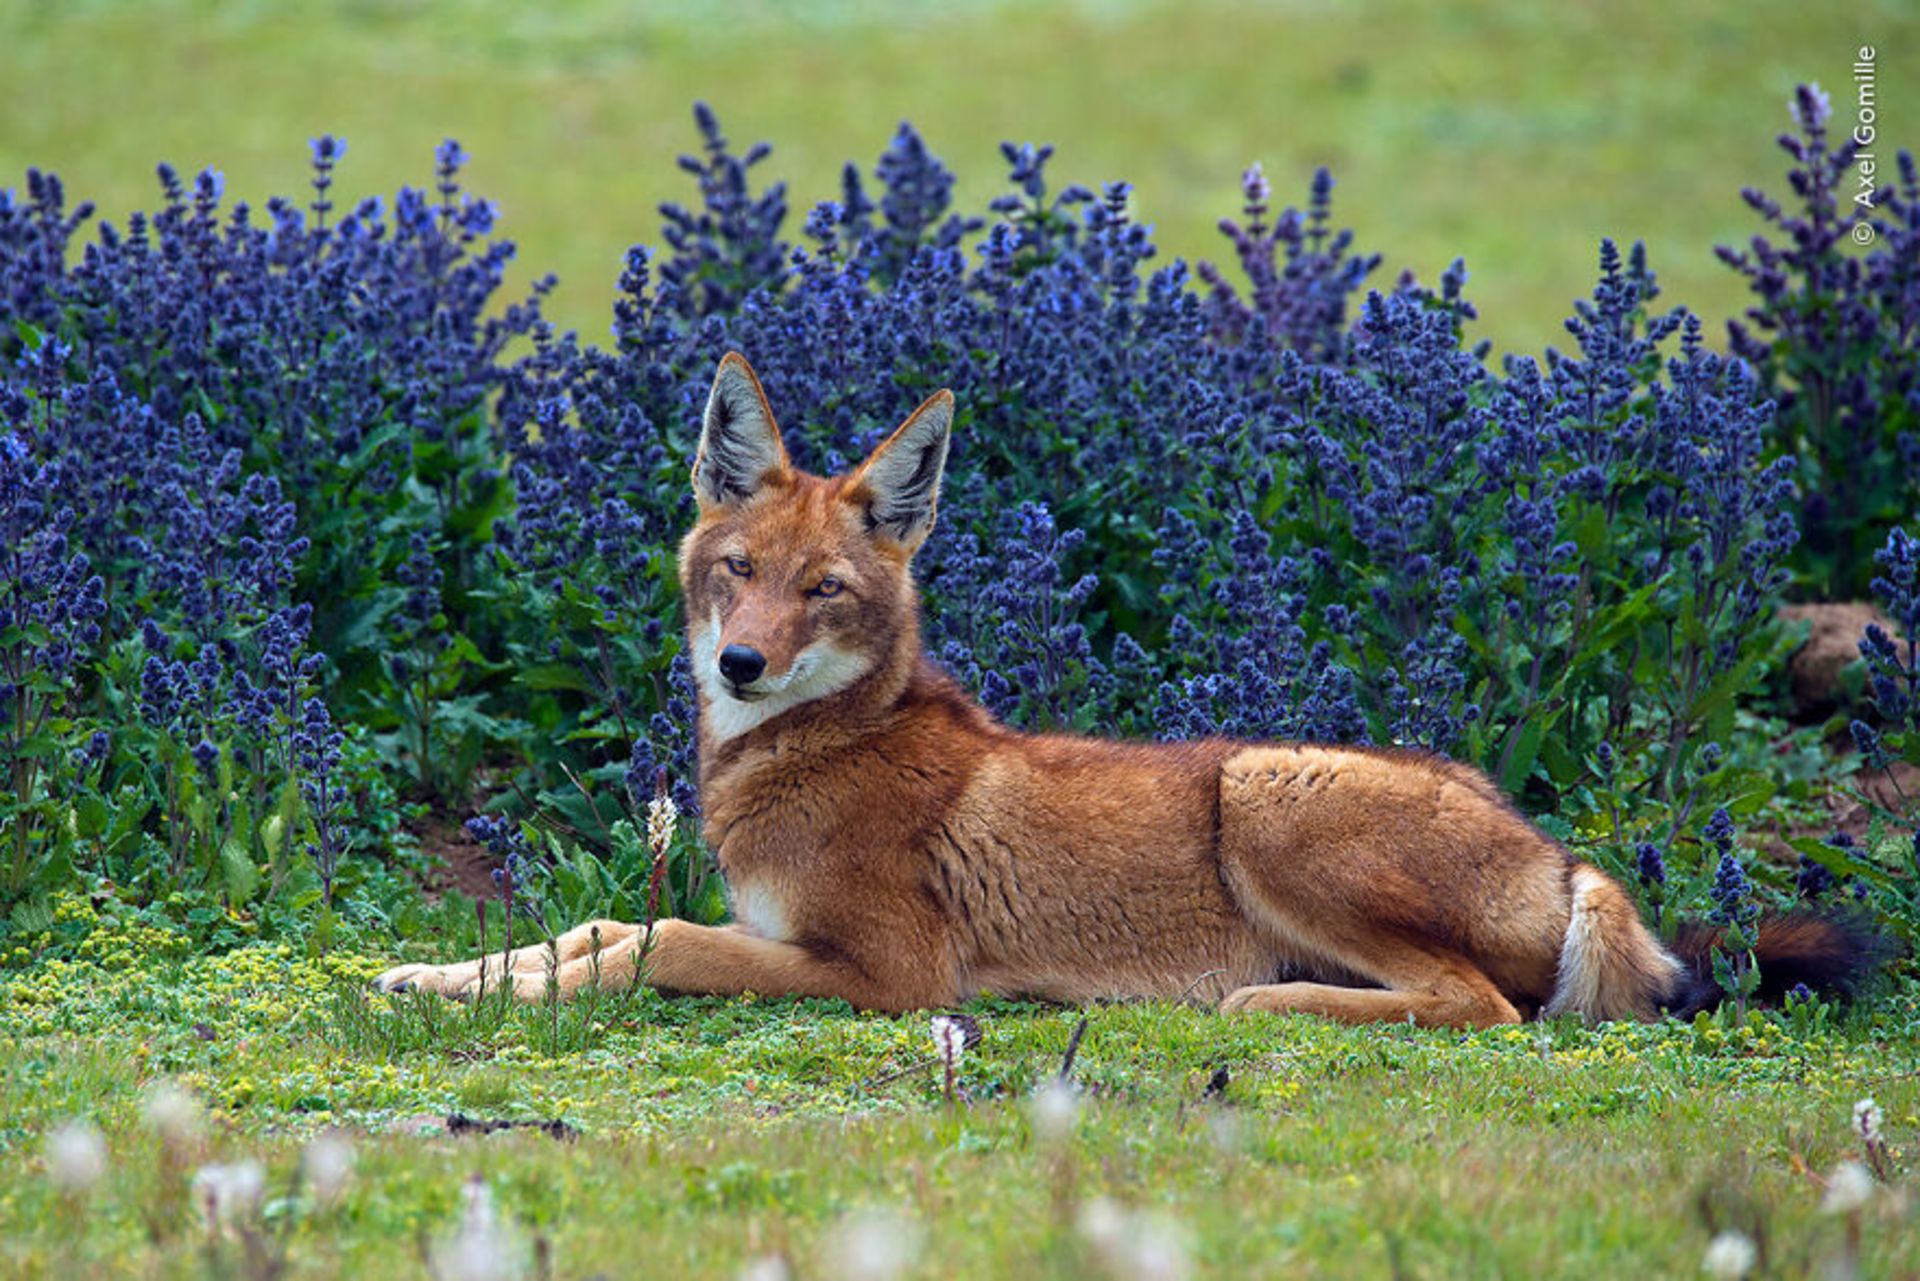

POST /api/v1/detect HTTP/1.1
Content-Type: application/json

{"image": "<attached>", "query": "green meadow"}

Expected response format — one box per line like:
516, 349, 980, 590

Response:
4, 0, 1915, 354
1, 906, 1916, 1278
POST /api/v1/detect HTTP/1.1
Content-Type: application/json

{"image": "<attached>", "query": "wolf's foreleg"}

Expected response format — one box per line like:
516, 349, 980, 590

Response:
412, 919, 950, 1012
371, 918, 641, 998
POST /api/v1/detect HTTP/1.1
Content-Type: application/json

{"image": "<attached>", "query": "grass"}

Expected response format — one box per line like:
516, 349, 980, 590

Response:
1, 0, 1916, 355
2, 901, 1917, 1277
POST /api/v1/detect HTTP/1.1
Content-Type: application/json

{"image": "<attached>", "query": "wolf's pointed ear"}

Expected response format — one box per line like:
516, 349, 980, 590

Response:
851, 389, 954, 553
693, 353, 790, 511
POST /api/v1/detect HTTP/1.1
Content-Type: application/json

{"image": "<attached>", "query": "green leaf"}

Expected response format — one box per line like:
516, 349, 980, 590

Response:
10, 897, 54, 935
1786, 836, 1899, 891
553, 860, 590, 910
105, 789, 154, 851
72, 795, 112, 840
1539, 733, 1583, 788
1562, 582, 1659, 679
1711, 949, 1736, 993
275, 777, 305, 835
1687, 649, 1769, 730
346, 422, 409, 475
37, 841, 74, 894
1567, 503, 1615, 571
442, 631, 505, 674
1455, 611, 1493, 667
448, 474, 515, 541
221, 839, 262, 905
1498, 711, 1554, 795
195, 386, 226, 428
1533, 813, 1578, 844
412, 439, 455, 484
516, 663, 595, 694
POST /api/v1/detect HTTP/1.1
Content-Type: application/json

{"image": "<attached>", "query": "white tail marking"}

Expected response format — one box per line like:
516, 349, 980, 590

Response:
1544, 864, 1683, 1021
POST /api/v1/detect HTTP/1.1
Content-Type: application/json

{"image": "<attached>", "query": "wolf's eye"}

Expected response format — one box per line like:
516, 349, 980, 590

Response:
809, 576, 843, 599
723, 555, 752, 578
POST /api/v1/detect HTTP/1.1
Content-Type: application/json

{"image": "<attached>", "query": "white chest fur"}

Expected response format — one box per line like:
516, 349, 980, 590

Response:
730, 879, 792, 943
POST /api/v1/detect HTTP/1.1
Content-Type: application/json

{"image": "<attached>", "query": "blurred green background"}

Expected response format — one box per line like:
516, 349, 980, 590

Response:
2, 0, 1913, 354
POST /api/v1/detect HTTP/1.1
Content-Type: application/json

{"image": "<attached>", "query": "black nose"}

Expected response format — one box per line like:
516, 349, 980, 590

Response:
718, 644, 767, 686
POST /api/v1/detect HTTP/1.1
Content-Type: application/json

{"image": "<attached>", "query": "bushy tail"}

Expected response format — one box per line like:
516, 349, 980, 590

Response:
1545, 864, 1896, 1022
1662, 910, 1896, 1019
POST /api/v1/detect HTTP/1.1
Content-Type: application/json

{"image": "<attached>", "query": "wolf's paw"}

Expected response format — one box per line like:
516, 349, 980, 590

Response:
371, 963, 471, 998
1217, 985, 1275, 1016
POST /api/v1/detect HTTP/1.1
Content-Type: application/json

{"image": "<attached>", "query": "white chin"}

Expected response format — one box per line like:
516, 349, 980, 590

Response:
697, 644, 873, 743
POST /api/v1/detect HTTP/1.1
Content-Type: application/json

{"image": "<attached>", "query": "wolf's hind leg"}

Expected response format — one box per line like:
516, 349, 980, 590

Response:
1219, 948, 1520, 1029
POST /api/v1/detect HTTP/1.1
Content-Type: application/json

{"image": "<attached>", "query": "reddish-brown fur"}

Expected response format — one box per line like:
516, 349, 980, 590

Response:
374, 355, 1874, 1028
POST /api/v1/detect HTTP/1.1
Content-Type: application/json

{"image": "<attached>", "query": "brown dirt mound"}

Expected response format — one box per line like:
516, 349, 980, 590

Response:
1779, 601, 1898, 717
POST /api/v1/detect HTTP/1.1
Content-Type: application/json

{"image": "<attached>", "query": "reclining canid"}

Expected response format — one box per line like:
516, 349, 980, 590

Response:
375, 354, 1876, 1026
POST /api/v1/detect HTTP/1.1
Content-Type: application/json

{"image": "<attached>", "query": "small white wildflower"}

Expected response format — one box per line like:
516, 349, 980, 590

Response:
1122, 1212, 1192, 1281
1853, 1097, 1884, 1145
433, 1175, 529, 1281
142, 1081, 203, 1145
462, 1175, 491, 1221
736, 1257, 792, 1281
646, 791, 679, 852
930, 1016, 967, 1068
1076, 1197, 1127, 1253
1702, 1229, 1757, 1279
1204, 1106, 1245, 1155
1822, 1159, 1875, 1215
45, 1120, 108, 1194
191, 1160, 265, 1231
302, 1130, 354, 1204
823, 1208, 922, 1281
1027, 1076, 1081, 1143
1077, 1199, 1191, 1281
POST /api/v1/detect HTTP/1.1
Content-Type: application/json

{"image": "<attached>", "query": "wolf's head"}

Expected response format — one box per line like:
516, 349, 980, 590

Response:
678, 353, 953, 743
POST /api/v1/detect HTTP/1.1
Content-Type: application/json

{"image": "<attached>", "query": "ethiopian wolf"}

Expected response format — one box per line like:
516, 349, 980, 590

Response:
375, 354, 1879, 1027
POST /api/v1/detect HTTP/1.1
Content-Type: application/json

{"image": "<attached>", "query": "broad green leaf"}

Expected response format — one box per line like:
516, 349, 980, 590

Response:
222, 839, 262, 905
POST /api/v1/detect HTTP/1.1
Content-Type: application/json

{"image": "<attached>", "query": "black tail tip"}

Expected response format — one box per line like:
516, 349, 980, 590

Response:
1664, 908, 1901, 1019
